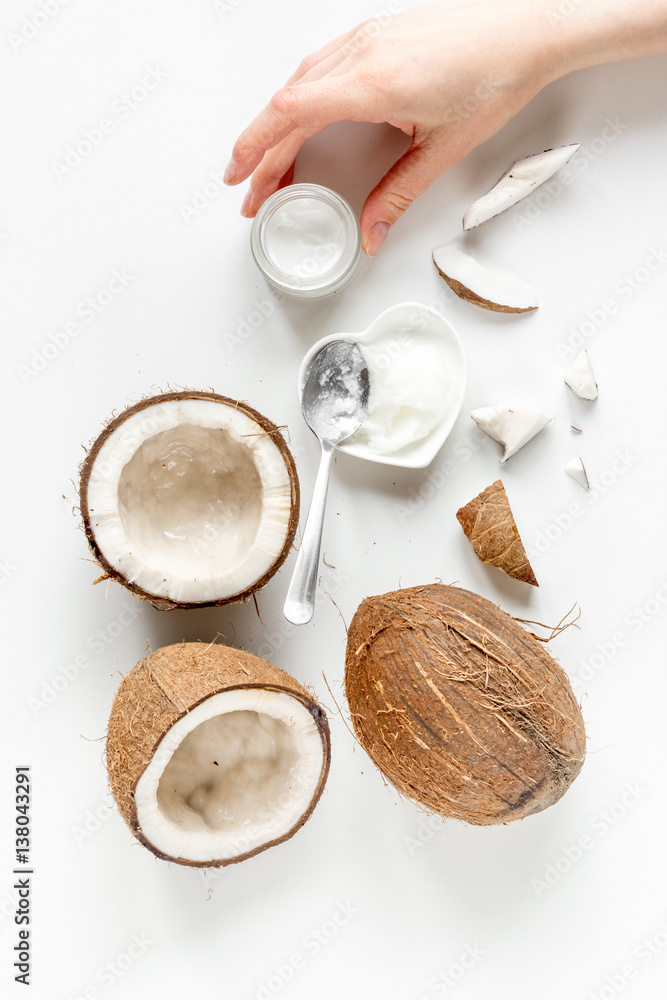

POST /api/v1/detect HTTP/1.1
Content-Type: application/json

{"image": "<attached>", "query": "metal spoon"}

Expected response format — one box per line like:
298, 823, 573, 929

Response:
284, 340, 370, 625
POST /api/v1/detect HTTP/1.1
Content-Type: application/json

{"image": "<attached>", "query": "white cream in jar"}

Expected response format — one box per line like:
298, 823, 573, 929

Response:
251, 184, 361, 298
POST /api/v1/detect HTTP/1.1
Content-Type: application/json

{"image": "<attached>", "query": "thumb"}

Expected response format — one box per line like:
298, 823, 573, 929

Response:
360, 138, 456, 255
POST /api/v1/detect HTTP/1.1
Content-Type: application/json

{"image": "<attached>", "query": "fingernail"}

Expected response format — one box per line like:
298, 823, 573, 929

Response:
240, 188, 253, 217
223, 159, 238, 185
364, 222, 390, 256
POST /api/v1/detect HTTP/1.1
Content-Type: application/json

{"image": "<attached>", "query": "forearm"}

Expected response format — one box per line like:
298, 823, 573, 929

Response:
535, 0, 667, 82
227, 0, 667, 252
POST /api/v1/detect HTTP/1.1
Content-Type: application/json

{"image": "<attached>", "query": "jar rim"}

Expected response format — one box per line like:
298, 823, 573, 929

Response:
250, 184, 361, 297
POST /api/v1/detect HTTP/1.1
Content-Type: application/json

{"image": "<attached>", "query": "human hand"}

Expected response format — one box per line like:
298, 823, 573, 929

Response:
224, 0, 560, 255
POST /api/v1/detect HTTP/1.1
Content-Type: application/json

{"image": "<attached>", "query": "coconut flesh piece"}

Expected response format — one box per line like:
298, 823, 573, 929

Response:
463, 143, 580, 230
564, 349, 598, 400
80, 392, 299, 608
433, 243, 537, 313
471, 404, 553, 462
107, 643, 331, 867
565, 457, 590, 490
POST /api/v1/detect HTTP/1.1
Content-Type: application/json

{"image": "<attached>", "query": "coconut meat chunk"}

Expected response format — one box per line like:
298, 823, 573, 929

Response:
471, 405, 553, 462
134, 689, 326, 863
462, 144, 580, 229
565, 457, 591, 490
432, 243, 537, 313
564, 349, 598, 400
84, 398, 294, 604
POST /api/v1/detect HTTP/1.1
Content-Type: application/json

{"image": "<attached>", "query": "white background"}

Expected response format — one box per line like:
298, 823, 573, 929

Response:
2, 1, 667, 998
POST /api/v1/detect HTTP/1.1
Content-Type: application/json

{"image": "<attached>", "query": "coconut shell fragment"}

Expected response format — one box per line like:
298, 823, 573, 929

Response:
345, 584, 585, 825
457, 479, 538, 586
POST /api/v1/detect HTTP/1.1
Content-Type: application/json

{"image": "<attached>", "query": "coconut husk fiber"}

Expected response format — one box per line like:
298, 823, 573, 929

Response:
457, 479, 538, 586
345, 584, 585, 825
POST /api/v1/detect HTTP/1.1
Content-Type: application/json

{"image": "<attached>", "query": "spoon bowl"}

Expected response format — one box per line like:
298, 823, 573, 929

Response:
284, 341, 369, 625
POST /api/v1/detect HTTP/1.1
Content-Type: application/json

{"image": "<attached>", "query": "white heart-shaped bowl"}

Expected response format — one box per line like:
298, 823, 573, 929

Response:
297, 302, 467, 468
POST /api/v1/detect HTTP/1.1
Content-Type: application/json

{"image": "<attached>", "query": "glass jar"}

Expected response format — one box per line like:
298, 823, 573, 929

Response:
250, 183, 361, 299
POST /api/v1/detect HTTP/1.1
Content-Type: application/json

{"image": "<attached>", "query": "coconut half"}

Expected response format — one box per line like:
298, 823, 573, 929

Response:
433, 243, 537, 313
80, 392, 299, 608
107, 642, 331, 867
463, 143, 580, 229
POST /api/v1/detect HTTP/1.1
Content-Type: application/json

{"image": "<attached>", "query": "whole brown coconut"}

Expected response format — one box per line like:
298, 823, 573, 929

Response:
345, 584, 585, 825
107, 642, 331, 867
80, 391, 299, 609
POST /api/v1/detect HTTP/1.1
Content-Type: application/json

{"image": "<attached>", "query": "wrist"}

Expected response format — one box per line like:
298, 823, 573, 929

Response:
532, 0, 667, 83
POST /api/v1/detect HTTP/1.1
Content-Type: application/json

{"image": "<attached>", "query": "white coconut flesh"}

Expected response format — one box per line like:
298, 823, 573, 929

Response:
471, 405, 554, 462
134, 689, 325, 863
85, 399, 293, 603
565, 457, 591, 490
564, 349, 598, 400
463, 143, 580, 229
432, 244, 537, 312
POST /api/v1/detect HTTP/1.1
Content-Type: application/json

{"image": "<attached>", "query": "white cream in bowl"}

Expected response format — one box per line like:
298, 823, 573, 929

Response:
298, 303, 467, 468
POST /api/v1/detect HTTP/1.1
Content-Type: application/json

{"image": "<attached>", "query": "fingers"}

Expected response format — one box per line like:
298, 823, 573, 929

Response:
284, 25, 362, 85
225, 77, 366, 186
360, 137, 460, 255
240, 128, 322, 217
226, 20, 379, 186
242, 159, 296, 214
277, 161, 295, 190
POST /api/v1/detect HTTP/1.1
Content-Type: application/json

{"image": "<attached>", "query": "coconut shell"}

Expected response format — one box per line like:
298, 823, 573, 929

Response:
79, 391, 300, 610
107, 642, 331, 866
457, 479, 538, 586
345, 584, 585, 825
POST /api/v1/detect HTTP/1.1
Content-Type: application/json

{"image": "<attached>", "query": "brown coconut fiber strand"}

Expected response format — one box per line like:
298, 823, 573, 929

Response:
106, 642, 331, 866
457, 479, 538, 586
345, 584, 585, 826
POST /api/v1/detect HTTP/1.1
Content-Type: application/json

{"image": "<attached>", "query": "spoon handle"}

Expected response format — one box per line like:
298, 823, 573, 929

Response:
283, 439, 336, 625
